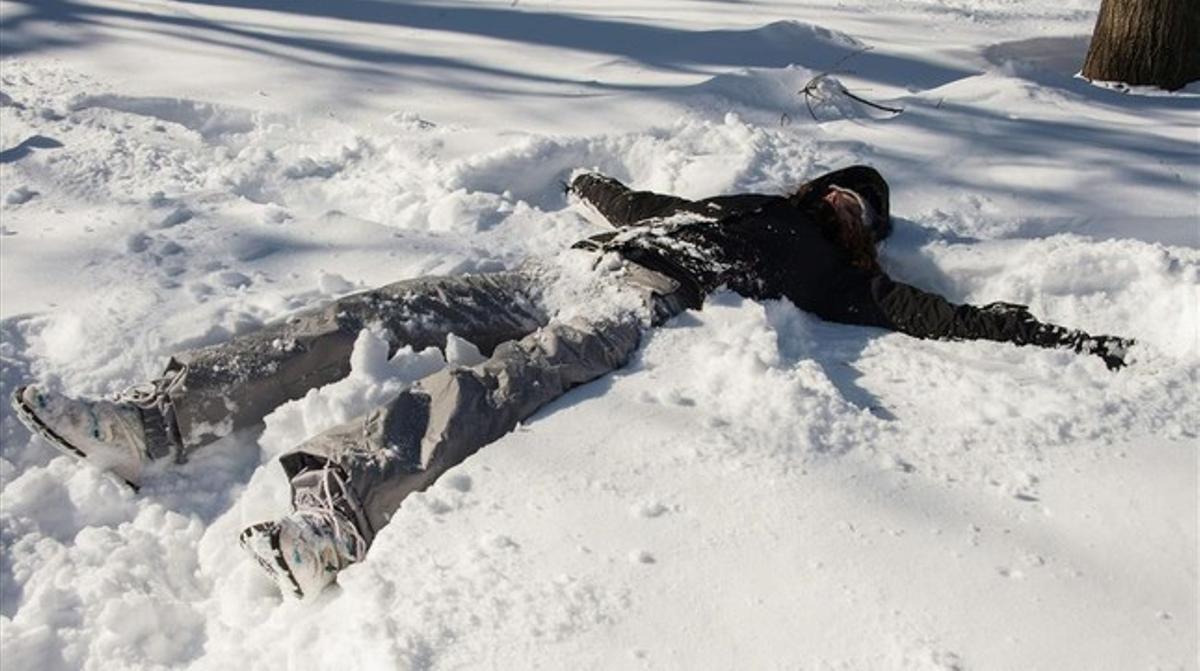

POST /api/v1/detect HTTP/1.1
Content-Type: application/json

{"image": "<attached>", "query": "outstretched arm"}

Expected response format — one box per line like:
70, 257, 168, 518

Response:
569, 172, 712, 228
821, 272, 1134, 370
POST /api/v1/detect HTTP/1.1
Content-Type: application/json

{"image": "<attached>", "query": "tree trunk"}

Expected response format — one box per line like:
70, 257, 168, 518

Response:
1081, 0, 1200, 91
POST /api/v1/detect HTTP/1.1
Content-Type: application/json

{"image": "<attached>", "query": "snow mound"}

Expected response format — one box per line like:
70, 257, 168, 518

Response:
258, 330, 446, 459
450, 113, 842, 211
68, 94, 260, 141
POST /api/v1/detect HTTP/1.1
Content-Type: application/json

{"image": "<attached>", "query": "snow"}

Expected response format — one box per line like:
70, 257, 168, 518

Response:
1, 0, 1197, 669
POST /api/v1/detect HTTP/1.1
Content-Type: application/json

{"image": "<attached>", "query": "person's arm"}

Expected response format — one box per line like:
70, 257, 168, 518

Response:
822, 272, 1134, 370
569, 172, 711, 228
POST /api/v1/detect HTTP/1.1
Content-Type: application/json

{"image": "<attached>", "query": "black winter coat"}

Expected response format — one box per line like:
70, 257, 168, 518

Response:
569, 166, 1131, 369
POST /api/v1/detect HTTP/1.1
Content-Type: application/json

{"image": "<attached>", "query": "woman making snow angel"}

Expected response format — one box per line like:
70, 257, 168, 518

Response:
12, 165, 1134, 598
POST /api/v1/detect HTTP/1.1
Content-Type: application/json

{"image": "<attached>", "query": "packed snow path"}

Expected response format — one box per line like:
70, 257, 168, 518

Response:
1, 1, 1196, 669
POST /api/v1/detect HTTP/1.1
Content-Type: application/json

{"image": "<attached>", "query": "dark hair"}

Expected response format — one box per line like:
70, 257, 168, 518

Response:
823, 200, 881, 272
791, 190, 881, 272
789, 166, 892, 241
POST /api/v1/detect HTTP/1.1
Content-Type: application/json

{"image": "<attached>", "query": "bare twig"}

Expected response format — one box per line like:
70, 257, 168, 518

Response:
839, 88, 904, 114
799, 75, 904, 121
797, 46, 904, 122
804, 83, 820, 122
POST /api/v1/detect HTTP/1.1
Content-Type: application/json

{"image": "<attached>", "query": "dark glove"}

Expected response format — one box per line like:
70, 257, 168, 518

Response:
1084, 335, 1136, 371
980, 302, 1133, 371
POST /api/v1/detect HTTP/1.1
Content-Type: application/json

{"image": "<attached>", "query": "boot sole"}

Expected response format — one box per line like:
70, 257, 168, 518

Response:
239, 522, 306, 598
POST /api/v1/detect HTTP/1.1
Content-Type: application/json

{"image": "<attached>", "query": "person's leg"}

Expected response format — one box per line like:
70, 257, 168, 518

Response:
14, 266, 551, 483
165, 266, 549, 455
243, 314, 644, 596
243, 263, 690, 596
293, 312, 642, 529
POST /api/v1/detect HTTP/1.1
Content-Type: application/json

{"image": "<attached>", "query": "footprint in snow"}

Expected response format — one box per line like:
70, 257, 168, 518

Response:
156, 207, 193, 229
631, 501, 669, 518
126, 233, 152, 253
0, 91, 24, 109
0, 135, 63, 164
215, 271, 252, 289
629, 550, 656, 564
442, 472, 473, 493
4, 186, 38, 205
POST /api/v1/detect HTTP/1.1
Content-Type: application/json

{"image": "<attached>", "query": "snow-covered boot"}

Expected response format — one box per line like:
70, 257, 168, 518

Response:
239, 505, 366, 599
10, 384, 170, 486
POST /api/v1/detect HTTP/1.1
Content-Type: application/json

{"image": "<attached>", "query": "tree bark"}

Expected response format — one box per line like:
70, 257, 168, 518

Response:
1081, 0, 1200, 91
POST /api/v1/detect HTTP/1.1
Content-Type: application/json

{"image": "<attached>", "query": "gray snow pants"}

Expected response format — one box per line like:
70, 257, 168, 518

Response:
158, 260, 686, 546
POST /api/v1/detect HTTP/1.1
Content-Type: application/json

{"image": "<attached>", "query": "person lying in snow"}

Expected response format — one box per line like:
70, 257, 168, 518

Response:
12, 166, 1134, 598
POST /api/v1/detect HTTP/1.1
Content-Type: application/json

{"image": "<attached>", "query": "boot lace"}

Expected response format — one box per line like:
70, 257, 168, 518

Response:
115, 364, 188, 410
294, 465, 368, 566
114, 364, 188, 461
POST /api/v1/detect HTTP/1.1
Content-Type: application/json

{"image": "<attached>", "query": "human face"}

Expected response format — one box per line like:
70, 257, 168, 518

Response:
822, 185, 867, 233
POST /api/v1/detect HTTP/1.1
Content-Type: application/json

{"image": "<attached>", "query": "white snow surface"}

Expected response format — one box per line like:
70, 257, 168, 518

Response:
1, 0, 1197, 669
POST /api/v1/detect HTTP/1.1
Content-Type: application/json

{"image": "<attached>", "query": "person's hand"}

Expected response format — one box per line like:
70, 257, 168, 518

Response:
1089, 335, 1135, 371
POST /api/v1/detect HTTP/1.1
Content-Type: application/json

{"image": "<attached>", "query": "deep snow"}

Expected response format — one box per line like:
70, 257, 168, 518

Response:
0, 1, 1197, 669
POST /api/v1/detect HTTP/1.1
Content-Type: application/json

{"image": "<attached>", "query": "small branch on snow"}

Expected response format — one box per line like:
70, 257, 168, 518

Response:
838, 87, 904, 114
797, 46, 905, 122
800, 73, 904, 121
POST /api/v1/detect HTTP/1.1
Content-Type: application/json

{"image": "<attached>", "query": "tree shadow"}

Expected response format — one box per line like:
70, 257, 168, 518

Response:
983, 35, 1200, 113
906, 99, 1195, 174
3, 0, 976, 94
2, 0, 605, 93
853, 94, 1197, 247
761, 295, 900, 422
802, 322, 898, 421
